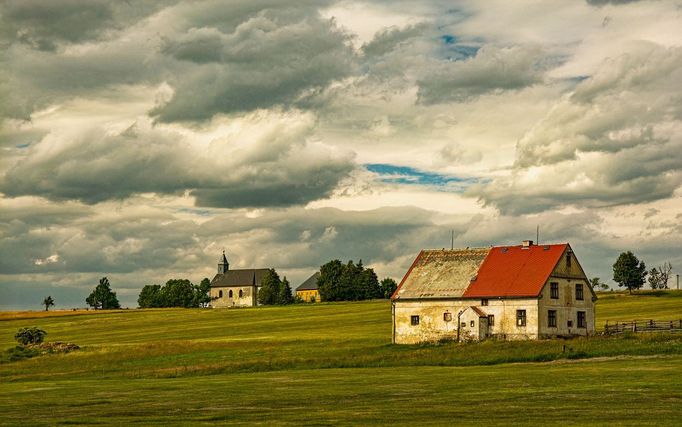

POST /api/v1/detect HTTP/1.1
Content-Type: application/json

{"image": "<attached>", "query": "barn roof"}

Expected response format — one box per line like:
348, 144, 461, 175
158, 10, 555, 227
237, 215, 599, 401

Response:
392, 248, 489, 300
210, 269, 270, 288
462, 244, 568, 298
296, 272, 320, 291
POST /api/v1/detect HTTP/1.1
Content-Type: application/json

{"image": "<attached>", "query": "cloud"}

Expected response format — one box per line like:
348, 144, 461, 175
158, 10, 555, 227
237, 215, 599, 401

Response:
1, 112, 355, 208
471, 43, 682, 214
417, 45, 549, 104
152, 9, 356, 121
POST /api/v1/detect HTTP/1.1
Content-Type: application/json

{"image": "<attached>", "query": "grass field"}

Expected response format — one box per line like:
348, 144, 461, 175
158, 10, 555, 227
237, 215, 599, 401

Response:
1, 291, 681, 425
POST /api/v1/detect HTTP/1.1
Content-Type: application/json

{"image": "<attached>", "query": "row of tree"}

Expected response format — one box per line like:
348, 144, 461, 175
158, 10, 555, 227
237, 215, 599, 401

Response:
317, 259, 397, 302
138, 278, 211, 308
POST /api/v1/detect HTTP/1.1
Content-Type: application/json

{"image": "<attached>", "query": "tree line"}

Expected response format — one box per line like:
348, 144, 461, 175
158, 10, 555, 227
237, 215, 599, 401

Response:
137, 278, 211, 308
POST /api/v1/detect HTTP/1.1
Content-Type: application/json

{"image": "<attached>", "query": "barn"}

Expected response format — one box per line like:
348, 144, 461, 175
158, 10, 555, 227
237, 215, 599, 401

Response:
391, 241, 596, 344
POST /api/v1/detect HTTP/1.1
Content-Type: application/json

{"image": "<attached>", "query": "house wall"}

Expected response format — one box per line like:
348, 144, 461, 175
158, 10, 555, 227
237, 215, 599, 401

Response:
210, 286, 257, 308
296, 289, 319, 302
393, 299, 539, 344
537, 277, 595, 337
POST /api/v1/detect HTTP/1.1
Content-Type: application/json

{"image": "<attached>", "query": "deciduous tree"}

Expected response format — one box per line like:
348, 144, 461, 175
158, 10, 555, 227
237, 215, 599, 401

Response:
86, 277, 121, 310
42, 295, 55, 311
613, 252, 647, 294
380, 278, 398, 299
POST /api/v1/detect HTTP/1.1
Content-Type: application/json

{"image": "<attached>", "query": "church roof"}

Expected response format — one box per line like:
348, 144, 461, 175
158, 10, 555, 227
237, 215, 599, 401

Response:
296, 272, 320, 291
392, 248, 489, 300
211, 269, 270, 287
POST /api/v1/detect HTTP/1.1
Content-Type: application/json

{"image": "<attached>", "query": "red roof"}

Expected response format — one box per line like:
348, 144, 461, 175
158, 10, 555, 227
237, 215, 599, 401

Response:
462, 244, 568, 298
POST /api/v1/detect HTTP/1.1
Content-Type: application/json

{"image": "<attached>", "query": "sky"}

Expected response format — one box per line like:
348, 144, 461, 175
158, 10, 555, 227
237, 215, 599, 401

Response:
1, 0, 681, 310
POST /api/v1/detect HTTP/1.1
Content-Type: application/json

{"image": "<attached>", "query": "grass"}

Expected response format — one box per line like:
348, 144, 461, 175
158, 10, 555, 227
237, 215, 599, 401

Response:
0, 291, 681, 425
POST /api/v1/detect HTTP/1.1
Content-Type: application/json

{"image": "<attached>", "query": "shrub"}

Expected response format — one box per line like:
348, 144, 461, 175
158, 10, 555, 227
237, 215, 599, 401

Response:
14, 327, 47, 346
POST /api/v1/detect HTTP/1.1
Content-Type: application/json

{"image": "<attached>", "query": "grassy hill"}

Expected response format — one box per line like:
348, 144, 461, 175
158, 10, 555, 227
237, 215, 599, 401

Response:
1, 291, 681, 425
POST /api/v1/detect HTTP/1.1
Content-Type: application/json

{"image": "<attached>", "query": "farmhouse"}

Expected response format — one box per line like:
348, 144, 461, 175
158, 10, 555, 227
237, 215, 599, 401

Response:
296, 272, 321, 302
210, 251, 269, 308
391, 241, 596, 344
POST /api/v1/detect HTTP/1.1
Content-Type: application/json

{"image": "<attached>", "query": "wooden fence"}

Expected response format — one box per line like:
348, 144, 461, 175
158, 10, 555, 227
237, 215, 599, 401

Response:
604, 319, 682, 335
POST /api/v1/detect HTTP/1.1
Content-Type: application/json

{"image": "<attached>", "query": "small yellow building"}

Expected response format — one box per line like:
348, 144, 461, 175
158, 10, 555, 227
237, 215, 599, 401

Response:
392, 241, 596, 344
296, 272, 321, 302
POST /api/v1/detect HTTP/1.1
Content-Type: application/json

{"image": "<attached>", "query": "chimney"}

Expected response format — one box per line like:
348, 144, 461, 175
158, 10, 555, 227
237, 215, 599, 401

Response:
522, 240, 534, 248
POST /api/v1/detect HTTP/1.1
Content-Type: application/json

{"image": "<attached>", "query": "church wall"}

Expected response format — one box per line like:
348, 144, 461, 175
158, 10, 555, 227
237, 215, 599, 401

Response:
211, 286, 256, 308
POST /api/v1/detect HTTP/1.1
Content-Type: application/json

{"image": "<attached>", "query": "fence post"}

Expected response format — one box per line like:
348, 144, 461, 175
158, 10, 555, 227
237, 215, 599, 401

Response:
633, 321, 636, 332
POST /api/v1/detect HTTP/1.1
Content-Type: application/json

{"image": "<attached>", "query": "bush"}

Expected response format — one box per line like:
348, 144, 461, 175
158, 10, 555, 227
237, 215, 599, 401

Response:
14, 327, 47, 345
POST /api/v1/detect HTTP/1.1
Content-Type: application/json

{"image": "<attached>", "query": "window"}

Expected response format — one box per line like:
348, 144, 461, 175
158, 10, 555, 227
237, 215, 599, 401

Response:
577, 311, 586, 328
228, 290, 233, 298
516, 310, 526, 327
481, 299, 488, 306
566, 252, 572, 268
576, 283, 584, 301
218, 290, 223, 298
567, 320, 573, 328
487, 315, 495, 326
550, 282, 559, 299
239, 289, 243, 298
548, 310, 557, 327
411, 315, 420, 326
461, 322, 466, 328
443, 312, 452, 322
470, 320, 475, 327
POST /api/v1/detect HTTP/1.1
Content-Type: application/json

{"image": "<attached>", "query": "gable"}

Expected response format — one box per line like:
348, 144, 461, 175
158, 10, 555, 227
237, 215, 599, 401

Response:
462, 244, 568, 298
392, 248, 489, 300
296, 272, 320, 291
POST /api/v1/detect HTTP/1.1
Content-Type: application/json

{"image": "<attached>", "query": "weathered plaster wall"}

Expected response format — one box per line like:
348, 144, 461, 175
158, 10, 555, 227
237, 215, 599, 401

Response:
393, 299, 539, 344
538, 277, 595, 337
210, 286, 257, 308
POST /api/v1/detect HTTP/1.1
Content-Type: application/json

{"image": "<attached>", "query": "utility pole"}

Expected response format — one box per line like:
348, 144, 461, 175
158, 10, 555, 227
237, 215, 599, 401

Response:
451, 230, 454, 250
536, 225, 539, 245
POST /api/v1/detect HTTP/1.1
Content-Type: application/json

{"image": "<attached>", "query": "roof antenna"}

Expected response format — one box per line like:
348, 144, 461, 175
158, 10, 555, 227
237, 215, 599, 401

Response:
451, 230, 454, 250
536, 225, 539, 245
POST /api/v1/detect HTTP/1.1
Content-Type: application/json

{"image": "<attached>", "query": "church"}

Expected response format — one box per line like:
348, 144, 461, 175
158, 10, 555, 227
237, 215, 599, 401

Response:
209, 251, 269, 308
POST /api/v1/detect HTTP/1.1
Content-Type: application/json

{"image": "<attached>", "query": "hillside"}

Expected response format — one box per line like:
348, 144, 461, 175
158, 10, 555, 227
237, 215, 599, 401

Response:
0, 291, 681, 425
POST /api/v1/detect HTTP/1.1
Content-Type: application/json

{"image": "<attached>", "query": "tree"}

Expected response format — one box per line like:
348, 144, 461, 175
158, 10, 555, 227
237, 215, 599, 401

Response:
138, 284, 163, 308
318, 260, 345, 302
258, 269, 282, 305
590, 277, 609, 292
15, 327, 47, 345
86, 277, 121, 310
613, 252, 647, 294
648, 263, 673, 290
380, 278, 398, 299
42, 295, 55, 311
648, 267, 663, 290
162, 279, 196, 308
194, 278, 212, 307
279, 277, 294, 305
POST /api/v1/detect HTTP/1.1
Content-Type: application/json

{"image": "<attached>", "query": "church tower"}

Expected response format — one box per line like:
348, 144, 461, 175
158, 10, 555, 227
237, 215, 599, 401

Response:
218, 250, 229, 274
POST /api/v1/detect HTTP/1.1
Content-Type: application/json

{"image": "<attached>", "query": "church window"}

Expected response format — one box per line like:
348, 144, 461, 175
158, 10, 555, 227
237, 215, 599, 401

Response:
239, 289, 243, 298
228, 290, 233, 298
219, 290, 223, 298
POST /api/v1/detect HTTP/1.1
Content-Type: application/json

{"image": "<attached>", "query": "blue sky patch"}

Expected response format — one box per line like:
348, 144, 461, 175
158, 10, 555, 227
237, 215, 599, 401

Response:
365, 163, 479, 192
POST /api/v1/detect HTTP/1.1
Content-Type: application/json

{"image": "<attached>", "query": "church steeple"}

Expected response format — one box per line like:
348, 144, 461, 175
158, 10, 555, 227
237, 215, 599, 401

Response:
218, 250, 229, 274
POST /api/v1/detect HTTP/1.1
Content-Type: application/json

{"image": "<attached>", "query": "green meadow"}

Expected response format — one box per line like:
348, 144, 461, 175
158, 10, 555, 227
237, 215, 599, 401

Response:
1, 291, 681, 425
